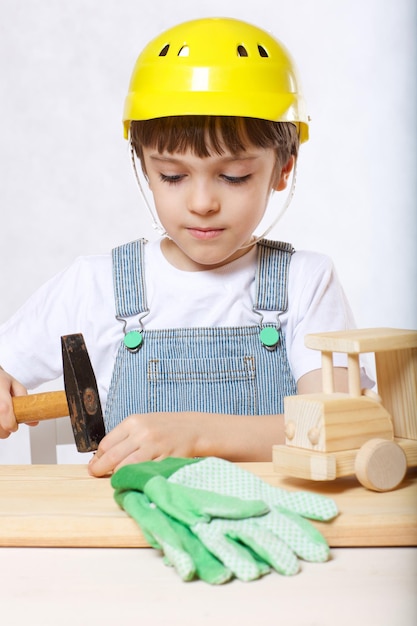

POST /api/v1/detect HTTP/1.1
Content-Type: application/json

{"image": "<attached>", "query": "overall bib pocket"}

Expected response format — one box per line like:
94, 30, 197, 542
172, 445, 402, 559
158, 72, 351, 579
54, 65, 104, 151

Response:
147, 356, 257, 414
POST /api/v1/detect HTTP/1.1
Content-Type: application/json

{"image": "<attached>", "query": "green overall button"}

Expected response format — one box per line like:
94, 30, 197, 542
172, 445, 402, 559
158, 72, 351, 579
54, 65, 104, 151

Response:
124, 330, 143, 351
259, 327, 280, 348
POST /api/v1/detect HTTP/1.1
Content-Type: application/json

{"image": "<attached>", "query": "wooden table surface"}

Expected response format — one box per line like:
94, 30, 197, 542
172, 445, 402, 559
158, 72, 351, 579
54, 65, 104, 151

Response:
1, 463, 416, 626
1, 462, 416, 547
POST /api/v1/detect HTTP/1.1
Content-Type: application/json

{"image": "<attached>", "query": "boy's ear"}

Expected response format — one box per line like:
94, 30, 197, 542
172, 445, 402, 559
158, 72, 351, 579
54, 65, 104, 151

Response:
273, 156, 295, 191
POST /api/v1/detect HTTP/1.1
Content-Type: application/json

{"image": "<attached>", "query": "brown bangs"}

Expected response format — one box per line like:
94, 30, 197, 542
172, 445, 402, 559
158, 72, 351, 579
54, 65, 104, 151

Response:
130, 116, 299, 167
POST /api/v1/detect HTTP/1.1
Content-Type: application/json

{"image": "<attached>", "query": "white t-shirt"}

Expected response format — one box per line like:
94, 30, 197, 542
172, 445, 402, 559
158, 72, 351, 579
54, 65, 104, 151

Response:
0, 239, 358, 410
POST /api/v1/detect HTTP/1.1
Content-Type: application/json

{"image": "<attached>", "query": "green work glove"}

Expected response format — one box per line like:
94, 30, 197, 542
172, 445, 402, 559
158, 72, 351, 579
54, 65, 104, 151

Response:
112, 457, 338, 582
114, 489, 233, 584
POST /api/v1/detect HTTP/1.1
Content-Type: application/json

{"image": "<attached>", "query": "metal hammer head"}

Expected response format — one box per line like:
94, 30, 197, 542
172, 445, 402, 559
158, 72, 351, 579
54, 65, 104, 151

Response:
61, 334, 106, 453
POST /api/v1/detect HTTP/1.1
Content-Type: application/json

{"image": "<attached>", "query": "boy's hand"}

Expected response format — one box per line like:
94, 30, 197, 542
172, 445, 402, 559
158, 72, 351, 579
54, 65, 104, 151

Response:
0, 367, 28, 438
88, 411, 286, 477
88, 412, 200, 477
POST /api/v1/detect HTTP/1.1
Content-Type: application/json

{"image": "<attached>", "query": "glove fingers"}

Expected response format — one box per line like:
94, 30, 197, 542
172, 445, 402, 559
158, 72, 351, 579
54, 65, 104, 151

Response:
144, 475, 268, 525
114, 490, 163, 550
225, 525, 300, 577
168, 457, 338, 521
115, 490, 232, 584
115, 490, 197, 581
265, 507, 330, 562
194, 521, 271, 582
266, 490, 338, 521
194, 519, 302, 580
168, 516, 232, 585
158, 539, 197, 582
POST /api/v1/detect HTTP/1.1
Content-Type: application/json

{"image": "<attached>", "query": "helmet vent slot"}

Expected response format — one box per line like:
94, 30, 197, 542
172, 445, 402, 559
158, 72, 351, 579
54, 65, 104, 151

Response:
237, 45, 248, 57
178, 45, 190, 57
258, 45, 269, 57
159, 44, 170, 56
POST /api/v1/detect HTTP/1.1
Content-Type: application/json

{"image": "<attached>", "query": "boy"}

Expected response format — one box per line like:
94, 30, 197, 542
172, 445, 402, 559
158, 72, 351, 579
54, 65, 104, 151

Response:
0, 18, 360, 475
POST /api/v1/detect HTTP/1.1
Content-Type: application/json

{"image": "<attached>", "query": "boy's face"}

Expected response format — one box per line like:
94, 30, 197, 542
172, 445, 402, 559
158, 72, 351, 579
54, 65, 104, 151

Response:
142, 143, 289, 271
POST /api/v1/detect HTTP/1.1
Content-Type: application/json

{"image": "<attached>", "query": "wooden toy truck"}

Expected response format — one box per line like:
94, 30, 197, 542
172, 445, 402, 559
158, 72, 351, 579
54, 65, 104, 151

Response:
273, 328, 417, 491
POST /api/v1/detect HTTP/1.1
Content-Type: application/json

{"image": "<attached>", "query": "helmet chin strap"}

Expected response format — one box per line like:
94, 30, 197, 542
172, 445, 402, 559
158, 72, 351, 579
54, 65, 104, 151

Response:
129, 139, 297, 247
130, 141, 168, 236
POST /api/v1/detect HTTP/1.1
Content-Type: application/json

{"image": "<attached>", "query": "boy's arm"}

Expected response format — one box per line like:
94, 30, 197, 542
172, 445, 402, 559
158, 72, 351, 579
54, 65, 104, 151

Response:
88, 368, 348, 476
297, 367, 349, 394
191, 367, 349, 462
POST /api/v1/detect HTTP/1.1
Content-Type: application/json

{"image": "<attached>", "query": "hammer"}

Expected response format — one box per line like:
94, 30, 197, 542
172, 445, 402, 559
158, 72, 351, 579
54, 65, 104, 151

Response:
11, 334, 106, 452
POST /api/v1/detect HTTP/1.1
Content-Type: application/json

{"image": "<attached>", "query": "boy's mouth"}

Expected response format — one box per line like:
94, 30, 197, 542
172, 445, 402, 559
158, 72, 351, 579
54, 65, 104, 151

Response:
187, 227, 224, 240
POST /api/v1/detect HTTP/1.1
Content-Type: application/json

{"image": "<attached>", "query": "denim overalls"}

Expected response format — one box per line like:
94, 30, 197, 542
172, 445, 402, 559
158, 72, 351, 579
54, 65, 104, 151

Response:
104, 238, 297, 432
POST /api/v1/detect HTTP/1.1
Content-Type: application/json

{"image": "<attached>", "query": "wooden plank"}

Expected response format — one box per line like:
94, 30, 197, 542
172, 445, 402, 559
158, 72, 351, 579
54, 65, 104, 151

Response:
0, 463, 416, 548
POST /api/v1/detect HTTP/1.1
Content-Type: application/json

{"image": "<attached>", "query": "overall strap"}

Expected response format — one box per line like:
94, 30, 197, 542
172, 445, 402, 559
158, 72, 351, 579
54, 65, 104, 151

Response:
112, 238, 149, 317
111, 237, 294, 318
254, 239, 294, 312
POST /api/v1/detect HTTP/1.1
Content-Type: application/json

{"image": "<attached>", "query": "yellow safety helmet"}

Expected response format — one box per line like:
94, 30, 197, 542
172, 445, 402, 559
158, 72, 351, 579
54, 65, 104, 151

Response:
123, 17, 309, 142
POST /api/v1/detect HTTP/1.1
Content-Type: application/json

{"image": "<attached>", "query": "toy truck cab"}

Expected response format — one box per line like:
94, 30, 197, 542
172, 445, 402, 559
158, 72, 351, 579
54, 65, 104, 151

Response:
273, 328, 417, 491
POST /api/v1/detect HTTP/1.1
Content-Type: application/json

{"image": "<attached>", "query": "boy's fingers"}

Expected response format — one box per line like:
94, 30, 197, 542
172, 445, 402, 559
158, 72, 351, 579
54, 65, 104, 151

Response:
0, 373, 28, 436
0, 397, 18, 436
89, 436, 160, 476
88, 430, 133, 476
11, 379, 28, 397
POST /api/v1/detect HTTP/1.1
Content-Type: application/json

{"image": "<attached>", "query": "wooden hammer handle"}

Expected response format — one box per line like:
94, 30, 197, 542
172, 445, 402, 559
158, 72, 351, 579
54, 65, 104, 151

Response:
12, 392, 69, 423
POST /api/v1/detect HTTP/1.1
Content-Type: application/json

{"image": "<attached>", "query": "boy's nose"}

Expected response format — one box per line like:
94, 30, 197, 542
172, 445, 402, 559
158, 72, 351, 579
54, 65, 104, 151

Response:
187, 182, 220, 215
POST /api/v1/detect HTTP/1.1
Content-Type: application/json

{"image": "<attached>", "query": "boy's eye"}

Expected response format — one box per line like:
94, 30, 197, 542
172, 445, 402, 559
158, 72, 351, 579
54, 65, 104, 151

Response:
222, 174, 251, 185
159, 173, 251, 185
160, 173, 184, 184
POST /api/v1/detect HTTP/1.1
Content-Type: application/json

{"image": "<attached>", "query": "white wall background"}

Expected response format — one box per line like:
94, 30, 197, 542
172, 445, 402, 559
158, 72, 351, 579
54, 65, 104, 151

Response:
0, 0, 415, 462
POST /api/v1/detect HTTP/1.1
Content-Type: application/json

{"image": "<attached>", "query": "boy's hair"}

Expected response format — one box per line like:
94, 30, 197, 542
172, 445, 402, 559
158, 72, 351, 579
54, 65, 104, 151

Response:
130, 116, 299, 169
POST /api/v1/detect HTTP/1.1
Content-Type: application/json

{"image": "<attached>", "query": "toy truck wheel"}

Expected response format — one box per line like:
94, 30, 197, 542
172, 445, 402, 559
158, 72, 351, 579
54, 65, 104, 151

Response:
354, 438, 407, 492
